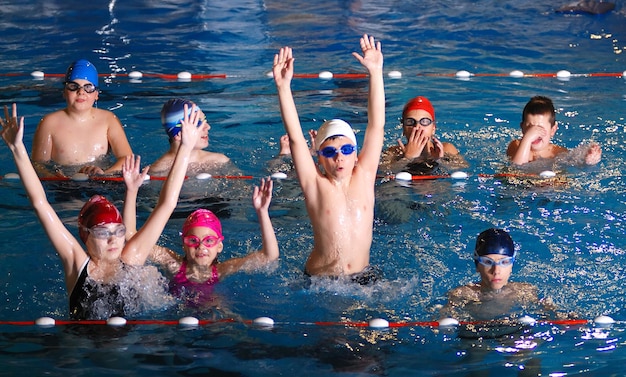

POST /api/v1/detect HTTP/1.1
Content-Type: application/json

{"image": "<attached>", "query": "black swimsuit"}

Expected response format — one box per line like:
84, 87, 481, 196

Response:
69, 259, 127, 320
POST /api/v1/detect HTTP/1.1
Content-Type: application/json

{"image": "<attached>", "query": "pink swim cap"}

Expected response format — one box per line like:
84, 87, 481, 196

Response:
78, 195, 123, 243
182, 209, 223, 238
402, 96, 435, 121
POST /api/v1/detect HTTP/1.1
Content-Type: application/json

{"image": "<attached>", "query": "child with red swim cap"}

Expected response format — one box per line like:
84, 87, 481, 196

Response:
1, 102, 202, 319
380, 96, 465, 174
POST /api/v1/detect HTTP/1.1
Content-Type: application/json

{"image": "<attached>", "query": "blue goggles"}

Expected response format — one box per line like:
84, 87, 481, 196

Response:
474, 255, 515, 268
317, 144, 357, 158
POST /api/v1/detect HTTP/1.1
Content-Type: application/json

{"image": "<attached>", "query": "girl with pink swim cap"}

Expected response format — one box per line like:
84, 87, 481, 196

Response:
124, 163, 279, 305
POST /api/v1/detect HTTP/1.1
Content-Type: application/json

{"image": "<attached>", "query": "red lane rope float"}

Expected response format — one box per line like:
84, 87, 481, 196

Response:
0, 70, 623, 80
0, 317, 595, 328
1, 174, 255, 182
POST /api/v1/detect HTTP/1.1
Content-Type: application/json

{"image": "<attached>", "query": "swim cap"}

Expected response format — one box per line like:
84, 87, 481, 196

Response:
402, 96, 435, 121
161, 98, 201, 139
474, 228, 515, 257
78, 195, 123, 243
314, 119, 357, 151
65, 59, 98, 86
182, 209, 223, 239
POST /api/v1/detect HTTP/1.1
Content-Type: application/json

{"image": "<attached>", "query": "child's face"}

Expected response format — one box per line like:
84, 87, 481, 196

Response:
402, 109, 435, 139
317, 136, 357, 180
86, 223, 126, 262
183, 226, 223, 266
64, 78, 99, 108
476, 254, 513, 291
520, 113, 557, 152
195, 110, 210, 150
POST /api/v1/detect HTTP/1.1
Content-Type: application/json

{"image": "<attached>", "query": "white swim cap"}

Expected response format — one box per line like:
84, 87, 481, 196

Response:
315, 119, 357, 150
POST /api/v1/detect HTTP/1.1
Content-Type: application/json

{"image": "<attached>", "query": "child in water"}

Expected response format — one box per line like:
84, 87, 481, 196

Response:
440, 228, 558, 322
272, 34, 385, 283
31, 59, 133, 177
507, 95, 601, 166
1, 103, 201, 319
380, 96, 466, 175
149, 98, 233, 177
124, 136, 279, 306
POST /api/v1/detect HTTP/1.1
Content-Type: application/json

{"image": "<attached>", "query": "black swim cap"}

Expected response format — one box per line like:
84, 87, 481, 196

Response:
474, 228, 515, 257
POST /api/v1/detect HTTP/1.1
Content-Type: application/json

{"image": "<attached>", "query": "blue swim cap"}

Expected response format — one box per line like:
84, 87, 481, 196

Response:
65, 59, 98, 86
474, 228, 515, 257
161, 98, 201, 139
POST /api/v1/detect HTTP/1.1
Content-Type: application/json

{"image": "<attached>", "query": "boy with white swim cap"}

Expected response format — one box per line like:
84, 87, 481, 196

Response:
507, 95, 601, 166
272, 34, 385, 282
148, 98, 232, 176
31, 59, 133, 177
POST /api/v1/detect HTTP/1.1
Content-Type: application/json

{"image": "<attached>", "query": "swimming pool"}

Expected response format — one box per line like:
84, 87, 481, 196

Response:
1, 0, 625, 375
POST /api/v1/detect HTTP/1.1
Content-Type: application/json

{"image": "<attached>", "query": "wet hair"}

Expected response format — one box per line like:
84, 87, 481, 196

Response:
522, 96, 555, 125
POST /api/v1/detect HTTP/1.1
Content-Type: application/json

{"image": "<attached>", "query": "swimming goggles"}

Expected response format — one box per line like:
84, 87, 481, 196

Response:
175, 115, 207, 128
183, 235, 224, 248
84, 225, 126, 239
65, 81, 97, 94
474, 255, 515, 268
402, 117, 433, 127
317, 144, 357, 158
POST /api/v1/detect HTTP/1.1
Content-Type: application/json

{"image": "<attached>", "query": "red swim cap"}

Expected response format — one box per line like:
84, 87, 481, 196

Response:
402, 96, 435, 121
78, 195, 123, 243
182, 209, 223, 239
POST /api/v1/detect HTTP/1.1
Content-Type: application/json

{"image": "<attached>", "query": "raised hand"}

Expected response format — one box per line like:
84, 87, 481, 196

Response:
253, 177, 273, 212
352, 34, 383, 72
273, 47, 294, 89
1, 103, 24, 150
123, 154, 149, 192
179, 104, 201, 148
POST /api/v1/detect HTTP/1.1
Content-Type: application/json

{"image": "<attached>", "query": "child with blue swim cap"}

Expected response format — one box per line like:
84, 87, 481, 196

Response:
148, 98, 233, 176
31, 58, 133, 177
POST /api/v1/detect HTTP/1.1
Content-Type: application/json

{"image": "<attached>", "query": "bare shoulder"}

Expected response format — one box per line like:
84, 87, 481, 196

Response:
449, 283, 480, 299
442, 142, 459, 155
506, 139, 521, 155
93, 108, 122, 125
553, 144, 568, 155
37, 110, 67, 131
149, 153, 175, 175
202, 151, 230, 164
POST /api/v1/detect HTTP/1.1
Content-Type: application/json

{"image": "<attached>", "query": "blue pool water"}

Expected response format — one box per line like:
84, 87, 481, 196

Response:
1, 0, 626, 375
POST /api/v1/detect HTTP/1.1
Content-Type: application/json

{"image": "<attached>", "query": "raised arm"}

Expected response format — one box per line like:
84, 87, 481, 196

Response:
219, 178, 279, 276
122, 154, 149, 240
351, 34, 385, 175
122, 104, 200, 265
1, 104, 87, 291
272, 47, 318, 188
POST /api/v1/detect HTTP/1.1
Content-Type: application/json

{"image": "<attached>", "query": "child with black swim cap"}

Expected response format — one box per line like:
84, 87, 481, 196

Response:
440, 228, 559, 322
